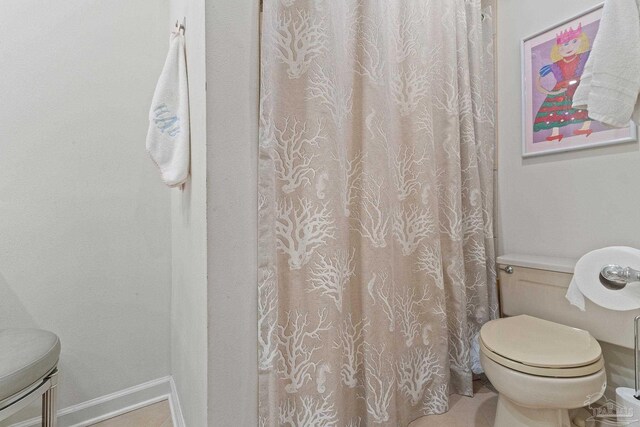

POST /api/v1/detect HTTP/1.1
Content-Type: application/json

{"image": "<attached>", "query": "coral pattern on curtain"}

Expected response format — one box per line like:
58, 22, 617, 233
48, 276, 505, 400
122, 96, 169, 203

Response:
258, 0, 497, 425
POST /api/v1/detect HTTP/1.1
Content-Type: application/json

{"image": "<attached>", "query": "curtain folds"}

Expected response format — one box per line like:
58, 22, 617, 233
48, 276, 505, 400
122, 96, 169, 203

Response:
258, 0, 497, 425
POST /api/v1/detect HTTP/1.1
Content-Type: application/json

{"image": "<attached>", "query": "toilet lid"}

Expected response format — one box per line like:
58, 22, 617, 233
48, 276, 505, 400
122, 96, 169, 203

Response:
480, 315, 602, 369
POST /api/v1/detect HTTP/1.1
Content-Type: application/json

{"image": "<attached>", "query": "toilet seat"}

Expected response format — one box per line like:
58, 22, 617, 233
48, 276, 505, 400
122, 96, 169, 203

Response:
480, 340, 604, 377
480, 315, 603, 378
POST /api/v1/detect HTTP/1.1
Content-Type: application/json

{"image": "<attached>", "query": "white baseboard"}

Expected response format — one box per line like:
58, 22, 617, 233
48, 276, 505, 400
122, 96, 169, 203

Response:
10, 376, 185, 427
168, 377, 185, 427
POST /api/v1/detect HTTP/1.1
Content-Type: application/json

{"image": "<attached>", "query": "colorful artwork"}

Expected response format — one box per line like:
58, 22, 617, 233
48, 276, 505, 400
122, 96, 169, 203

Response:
521, 5, 636, 157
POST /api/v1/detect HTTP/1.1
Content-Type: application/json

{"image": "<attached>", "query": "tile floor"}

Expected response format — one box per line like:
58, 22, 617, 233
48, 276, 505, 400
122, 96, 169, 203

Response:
90, 400, 173, 427
91, 380, 497, 427
409, 380, 498, 427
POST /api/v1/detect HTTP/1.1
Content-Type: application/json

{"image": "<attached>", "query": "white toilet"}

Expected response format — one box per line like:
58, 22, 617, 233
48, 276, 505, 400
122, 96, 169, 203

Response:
480, 315, 606, 427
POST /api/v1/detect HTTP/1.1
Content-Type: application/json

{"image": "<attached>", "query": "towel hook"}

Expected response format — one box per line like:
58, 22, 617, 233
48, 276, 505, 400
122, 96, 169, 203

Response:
175, 17, 186, 35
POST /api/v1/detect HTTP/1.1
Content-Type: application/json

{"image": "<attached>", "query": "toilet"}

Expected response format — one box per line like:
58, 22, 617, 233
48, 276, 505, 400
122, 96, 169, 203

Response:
480, 315, 606, 427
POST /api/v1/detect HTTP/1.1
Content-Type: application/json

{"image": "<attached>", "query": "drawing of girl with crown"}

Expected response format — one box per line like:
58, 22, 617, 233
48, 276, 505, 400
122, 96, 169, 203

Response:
534, 23, 592, 142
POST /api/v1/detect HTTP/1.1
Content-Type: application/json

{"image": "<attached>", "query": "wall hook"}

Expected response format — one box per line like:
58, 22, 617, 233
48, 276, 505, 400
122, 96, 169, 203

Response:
175, 17, 186, 35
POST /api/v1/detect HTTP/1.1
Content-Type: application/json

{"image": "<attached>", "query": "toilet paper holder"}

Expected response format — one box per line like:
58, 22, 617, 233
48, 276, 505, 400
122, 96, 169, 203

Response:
634, 315, 640, 399
599, 264, 640, 290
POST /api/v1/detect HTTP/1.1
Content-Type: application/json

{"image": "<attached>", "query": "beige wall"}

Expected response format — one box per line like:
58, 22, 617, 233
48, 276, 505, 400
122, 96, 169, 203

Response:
497, 0, 640, 259
0, 0, 171, 423
168, 0, 209, 426
167, 0, 260, 424
206, 0, 260, 425
497, 0, 640, 396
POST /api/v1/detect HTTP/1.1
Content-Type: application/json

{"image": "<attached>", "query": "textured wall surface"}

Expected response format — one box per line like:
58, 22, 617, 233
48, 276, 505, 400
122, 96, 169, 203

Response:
497, 0, 640, 259
0, 0, 171, 423
168, 0, 209, 425
206, 0, 260, 425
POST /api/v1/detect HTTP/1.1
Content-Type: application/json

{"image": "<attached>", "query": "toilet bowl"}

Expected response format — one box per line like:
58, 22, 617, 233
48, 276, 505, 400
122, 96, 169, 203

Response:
479, 315, 606, 427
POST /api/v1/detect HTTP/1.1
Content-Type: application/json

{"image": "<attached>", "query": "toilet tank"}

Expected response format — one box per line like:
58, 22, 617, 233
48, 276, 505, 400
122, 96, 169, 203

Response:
498, 254, 640, 349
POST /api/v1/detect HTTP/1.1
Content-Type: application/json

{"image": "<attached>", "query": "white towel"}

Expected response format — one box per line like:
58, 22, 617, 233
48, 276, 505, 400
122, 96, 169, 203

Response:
146, 32, 190, 187
572, 0, 640, 127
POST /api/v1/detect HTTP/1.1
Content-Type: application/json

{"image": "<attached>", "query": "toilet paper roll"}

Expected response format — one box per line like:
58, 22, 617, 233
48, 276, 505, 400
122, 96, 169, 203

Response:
616, 387, 640, 426
575, 246, 640, 311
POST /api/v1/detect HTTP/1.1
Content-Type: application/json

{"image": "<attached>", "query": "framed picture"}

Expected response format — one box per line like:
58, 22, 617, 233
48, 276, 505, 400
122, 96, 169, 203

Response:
521, 4, 637, 157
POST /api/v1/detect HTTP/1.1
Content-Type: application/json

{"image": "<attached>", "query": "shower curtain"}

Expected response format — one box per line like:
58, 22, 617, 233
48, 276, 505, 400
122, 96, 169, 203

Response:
258, 0, 497, 425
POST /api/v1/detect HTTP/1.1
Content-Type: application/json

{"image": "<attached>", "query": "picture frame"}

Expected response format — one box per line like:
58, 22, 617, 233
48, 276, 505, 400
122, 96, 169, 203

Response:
521, 3, 637, 157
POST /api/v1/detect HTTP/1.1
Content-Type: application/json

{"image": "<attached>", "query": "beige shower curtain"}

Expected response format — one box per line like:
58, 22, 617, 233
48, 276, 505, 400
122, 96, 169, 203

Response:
258, 0, 497, 425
